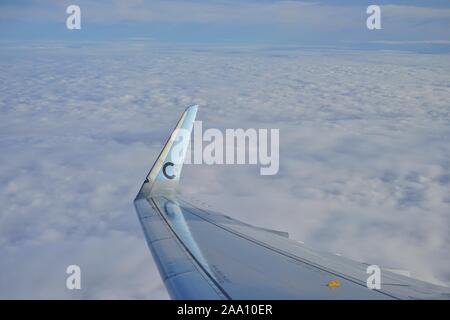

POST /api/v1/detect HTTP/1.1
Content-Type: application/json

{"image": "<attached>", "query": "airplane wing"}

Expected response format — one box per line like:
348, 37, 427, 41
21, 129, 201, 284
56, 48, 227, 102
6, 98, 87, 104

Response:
134, 105, 450, 300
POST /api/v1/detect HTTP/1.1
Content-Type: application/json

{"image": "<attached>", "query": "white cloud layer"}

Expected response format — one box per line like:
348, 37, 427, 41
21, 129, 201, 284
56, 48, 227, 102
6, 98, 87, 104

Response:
0, 42, 449, 298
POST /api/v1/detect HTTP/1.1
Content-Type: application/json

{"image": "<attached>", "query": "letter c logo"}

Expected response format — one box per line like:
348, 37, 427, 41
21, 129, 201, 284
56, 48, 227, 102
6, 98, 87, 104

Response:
162, 162, 176, 179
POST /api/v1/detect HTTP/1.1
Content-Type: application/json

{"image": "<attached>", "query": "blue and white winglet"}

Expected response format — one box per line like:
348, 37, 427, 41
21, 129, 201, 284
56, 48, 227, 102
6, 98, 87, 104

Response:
134, 106, 450, 300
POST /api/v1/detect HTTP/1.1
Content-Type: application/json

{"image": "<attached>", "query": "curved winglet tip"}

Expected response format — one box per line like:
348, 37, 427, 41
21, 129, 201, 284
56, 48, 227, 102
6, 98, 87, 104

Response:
185, 104, 199, 112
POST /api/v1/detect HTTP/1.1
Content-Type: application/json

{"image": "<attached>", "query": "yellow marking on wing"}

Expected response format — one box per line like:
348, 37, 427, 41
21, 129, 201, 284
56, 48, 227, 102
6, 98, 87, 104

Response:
327, 280, 341, 289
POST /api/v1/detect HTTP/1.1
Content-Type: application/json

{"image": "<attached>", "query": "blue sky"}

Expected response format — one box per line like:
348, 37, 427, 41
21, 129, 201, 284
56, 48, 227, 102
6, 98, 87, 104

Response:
1, 0, 450, 50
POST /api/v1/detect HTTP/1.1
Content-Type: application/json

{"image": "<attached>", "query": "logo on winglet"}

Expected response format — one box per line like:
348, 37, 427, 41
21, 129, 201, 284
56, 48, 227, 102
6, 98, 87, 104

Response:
163, 162, 176, 179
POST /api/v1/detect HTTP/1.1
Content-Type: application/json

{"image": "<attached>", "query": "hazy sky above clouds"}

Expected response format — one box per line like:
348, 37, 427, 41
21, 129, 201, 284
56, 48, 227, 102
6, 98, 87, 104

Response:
0, 41, 449, 298
0, 0, 450, 51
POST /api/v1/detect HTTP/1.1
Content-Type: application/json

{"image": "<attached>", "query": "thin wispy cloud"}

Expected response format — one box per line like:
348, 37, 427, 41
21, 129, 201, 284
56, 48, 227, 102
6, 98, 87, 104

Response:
0, 1, 449, 47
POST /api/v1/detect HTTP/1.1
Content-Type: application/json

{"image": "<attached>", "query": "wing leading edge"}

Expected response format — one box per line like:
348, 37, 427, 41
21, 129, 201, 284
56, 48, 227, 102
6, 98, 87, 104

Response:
134, 106, 450, 300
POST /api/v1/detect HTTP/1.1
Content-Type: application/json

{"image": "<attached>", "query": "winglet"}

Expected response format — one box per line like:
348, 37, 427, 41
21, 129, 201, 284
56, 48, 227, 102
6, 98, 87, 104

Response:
136, 105, 198, 198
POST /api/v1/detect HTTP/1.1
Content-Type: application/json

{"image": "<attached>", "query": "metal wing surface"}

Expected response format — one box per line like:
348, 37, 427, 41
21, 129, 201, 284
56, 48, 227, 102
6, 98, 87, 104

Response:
134, 106, 450, 300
